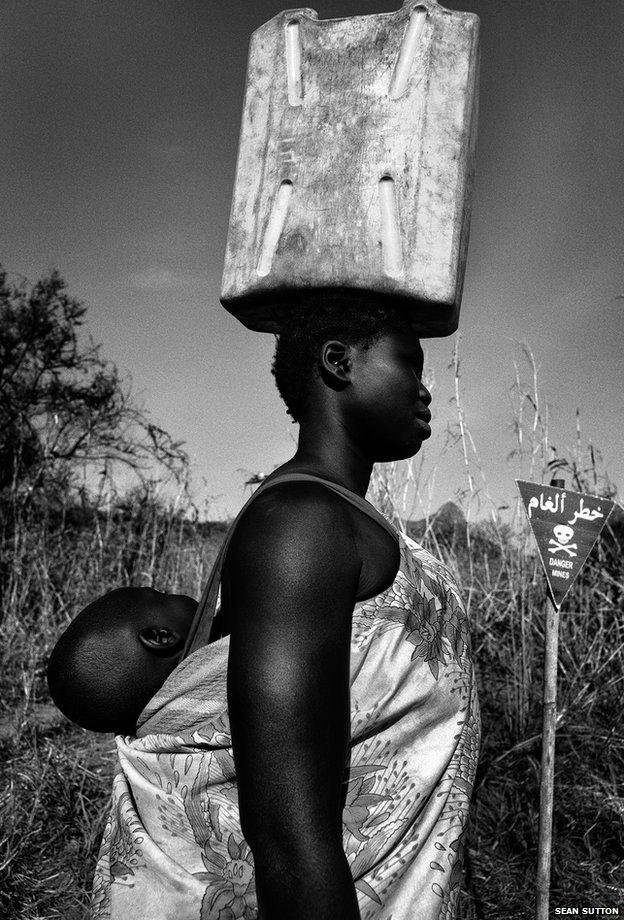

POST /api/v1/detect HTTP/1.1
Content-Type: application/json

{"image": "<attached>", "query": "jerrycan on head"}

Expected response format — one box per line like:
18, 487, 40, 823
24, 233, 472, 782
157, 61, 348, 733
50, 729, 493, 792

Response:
221, 0, 480, 337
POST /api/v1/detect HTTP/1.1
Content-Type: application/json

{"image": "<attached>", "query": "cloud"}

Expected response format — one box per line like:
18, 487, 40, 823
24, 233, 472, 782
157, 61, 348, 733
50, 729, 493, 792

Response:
129, 266, 202, 292
149, 142, 186, 165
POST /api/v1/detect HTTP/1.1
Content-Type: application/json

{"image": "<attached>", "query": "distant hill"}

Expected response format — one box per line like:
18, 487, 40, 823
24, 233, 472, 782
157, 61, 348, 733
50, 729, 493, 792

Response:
407, 501, 467, 546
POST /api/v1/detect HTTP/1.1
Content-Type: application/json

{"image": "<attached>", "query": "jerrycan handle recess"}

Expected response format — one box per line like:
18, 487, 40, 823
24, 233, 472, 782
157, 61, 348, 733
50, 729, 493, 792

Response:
220, 1, 480, 338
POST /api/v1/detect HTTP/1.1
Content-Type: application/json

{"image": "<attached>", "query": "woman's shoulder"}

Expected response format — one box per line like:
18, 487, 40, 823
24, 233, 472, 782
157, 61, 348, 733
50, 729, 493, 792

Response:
224, 479, 361, 587
235, 478, 357, 541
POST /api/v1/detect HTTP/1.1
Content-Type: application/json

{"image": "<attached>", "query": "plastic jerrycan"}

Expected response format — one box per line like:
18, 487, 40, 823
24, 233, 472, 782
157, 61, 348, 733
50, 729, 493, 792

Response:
221, 0, 480, 337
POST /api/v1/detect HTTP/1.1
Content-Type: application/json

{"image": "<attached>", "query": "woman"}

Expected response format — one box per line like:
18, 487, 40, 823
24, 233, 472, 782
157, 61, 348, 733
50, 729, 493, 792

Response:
91, 295, 480, 920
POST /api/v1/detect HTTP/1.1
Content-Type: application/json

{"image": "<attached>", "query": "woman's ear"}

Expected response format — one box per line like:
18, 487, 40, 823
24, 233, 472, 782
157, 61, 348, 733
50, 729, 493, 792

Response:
319, 339, 352, 386
138, 626, 184, 656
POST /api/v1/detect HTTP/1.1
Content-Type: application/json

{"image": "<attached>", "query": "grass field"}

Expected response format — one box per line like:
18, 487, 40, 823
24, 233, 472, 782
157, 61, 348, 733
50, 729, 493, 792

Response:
2, 357, 623, 918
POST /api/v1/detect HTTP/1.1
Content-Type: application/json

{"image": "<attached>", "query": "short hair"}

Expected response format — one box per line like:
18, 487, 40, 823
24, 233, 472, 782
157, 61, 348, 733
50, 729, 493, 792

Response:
271, 292, 411, 423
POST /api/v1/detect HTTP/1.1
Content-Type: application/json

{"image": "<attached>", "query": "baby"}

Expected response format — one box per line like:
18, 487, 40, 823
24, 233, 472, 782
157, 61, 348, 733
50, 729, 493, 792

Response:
47, 587, 197, 734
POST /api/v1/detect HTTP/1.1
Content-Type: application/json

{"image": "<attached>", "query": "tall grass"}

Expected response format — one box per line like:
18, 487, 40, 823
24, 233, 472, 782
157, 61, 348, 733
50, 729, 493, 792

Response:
1, 346, 622, 919
371, 344, 624, 916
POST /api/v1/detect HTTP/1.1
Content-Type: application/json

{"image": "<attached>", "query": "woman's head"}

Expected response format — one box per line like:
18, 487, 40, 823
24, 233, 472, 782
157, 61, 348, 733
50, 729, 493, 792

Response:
272, 292, 410, 421
271, 292, 432, 462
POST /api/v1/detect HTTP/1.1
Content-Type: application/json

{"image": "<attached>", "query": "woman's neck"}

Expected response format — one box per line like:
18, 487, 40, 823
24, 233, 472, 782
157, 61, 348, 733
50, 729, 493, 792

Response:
276, 421, 374, 498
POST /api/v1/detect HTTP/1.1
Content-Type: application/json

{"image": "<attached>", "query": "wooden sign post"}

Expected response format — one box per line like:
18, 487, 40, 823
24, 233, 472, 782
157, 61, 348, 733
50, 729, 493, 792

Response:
536, 589, 560, 920
516, 479, 615, 920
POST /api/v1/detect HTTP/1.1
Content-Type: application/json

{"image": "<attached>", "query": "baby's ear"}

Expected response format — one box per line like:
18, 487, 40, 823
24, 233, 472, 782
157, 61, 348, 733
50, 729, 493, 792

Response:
138, 626, 184, 656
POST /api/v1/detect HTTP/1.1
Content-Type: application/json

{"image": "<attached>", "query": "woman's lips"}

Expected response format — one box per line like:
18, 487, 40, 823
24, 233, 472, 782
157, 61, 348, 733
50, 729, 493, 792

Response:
415, 412, 432, 437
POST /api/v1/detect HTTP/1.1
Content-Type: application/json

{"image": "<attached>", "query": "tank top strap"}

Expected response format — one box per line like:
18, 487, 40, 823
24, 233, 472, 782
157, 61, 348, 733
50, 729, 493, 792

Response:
261, 472, 400, 542
181, 472, 400, 659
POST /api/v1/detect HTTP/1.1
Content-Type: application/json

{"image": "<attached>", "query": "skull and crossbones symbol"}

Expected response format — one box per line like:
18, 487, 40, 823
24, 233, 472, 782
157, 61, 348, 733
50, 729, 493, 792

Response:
548, 524, 578, 557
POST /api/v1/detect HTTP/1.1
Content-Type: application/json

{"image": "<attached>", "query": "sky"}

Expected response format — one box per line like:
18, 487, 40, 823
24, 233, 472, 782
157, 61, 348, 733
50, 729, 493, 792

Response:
2, 0, 623, 519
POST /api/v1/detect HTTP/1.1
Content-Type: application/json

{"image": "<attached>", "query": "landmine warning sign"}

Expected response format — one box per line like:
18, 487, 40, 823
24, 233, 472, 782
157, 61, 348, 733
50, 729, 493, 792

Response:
517, 480, 615, 608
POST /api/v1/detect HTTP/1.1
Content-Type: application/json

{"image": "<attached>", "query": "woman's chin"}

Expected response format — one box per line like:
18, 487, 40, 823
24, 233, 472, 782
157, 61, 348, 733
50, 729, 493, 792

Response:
375, 437, 427, 463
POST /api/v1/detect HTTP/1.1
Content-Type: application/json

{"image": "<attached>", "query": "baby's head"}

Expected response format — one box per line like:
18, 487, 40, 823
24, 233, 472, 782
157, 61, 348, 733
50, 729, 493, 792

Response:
47, 587, 197, 734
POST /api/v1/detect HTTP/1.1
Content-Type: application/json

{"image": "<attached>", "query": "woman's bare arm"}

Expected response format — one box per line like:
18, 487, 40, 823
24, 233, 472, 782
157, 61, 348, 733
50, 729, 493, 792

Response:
225, 482, 362, 919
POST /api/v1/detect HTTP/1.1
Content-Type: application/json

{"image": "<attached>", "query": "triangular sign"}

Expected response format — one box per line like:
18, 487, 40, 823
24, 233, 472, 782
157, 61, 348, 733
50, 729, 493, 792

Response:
516, 480, 615, 609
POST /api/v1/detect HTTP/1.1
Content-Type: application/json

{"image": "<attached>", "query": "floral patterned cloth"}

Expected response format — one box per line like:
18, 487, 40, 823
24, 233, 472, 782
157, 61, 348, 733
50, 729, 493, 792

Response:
91, 530, 480, 920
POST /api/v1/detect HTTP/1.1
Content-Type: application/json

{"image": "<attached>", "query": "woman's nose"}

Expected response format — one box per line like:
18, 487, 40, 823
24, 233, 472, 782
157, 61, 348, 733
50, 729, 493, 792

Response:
420, 382, 432, 406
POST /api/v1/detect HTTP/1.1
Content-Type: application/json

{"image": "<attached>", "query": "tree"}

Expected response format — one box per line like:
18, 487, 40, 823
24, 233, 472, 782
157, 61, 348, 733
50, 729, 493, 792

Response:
0, 267, 188, 504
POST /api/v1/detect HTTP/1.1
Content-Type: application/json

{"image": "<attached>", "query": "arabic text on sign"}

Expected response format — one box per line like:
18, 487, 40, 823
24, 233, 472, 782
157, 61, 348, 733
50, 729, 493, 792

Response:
527, 492, 566, 518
